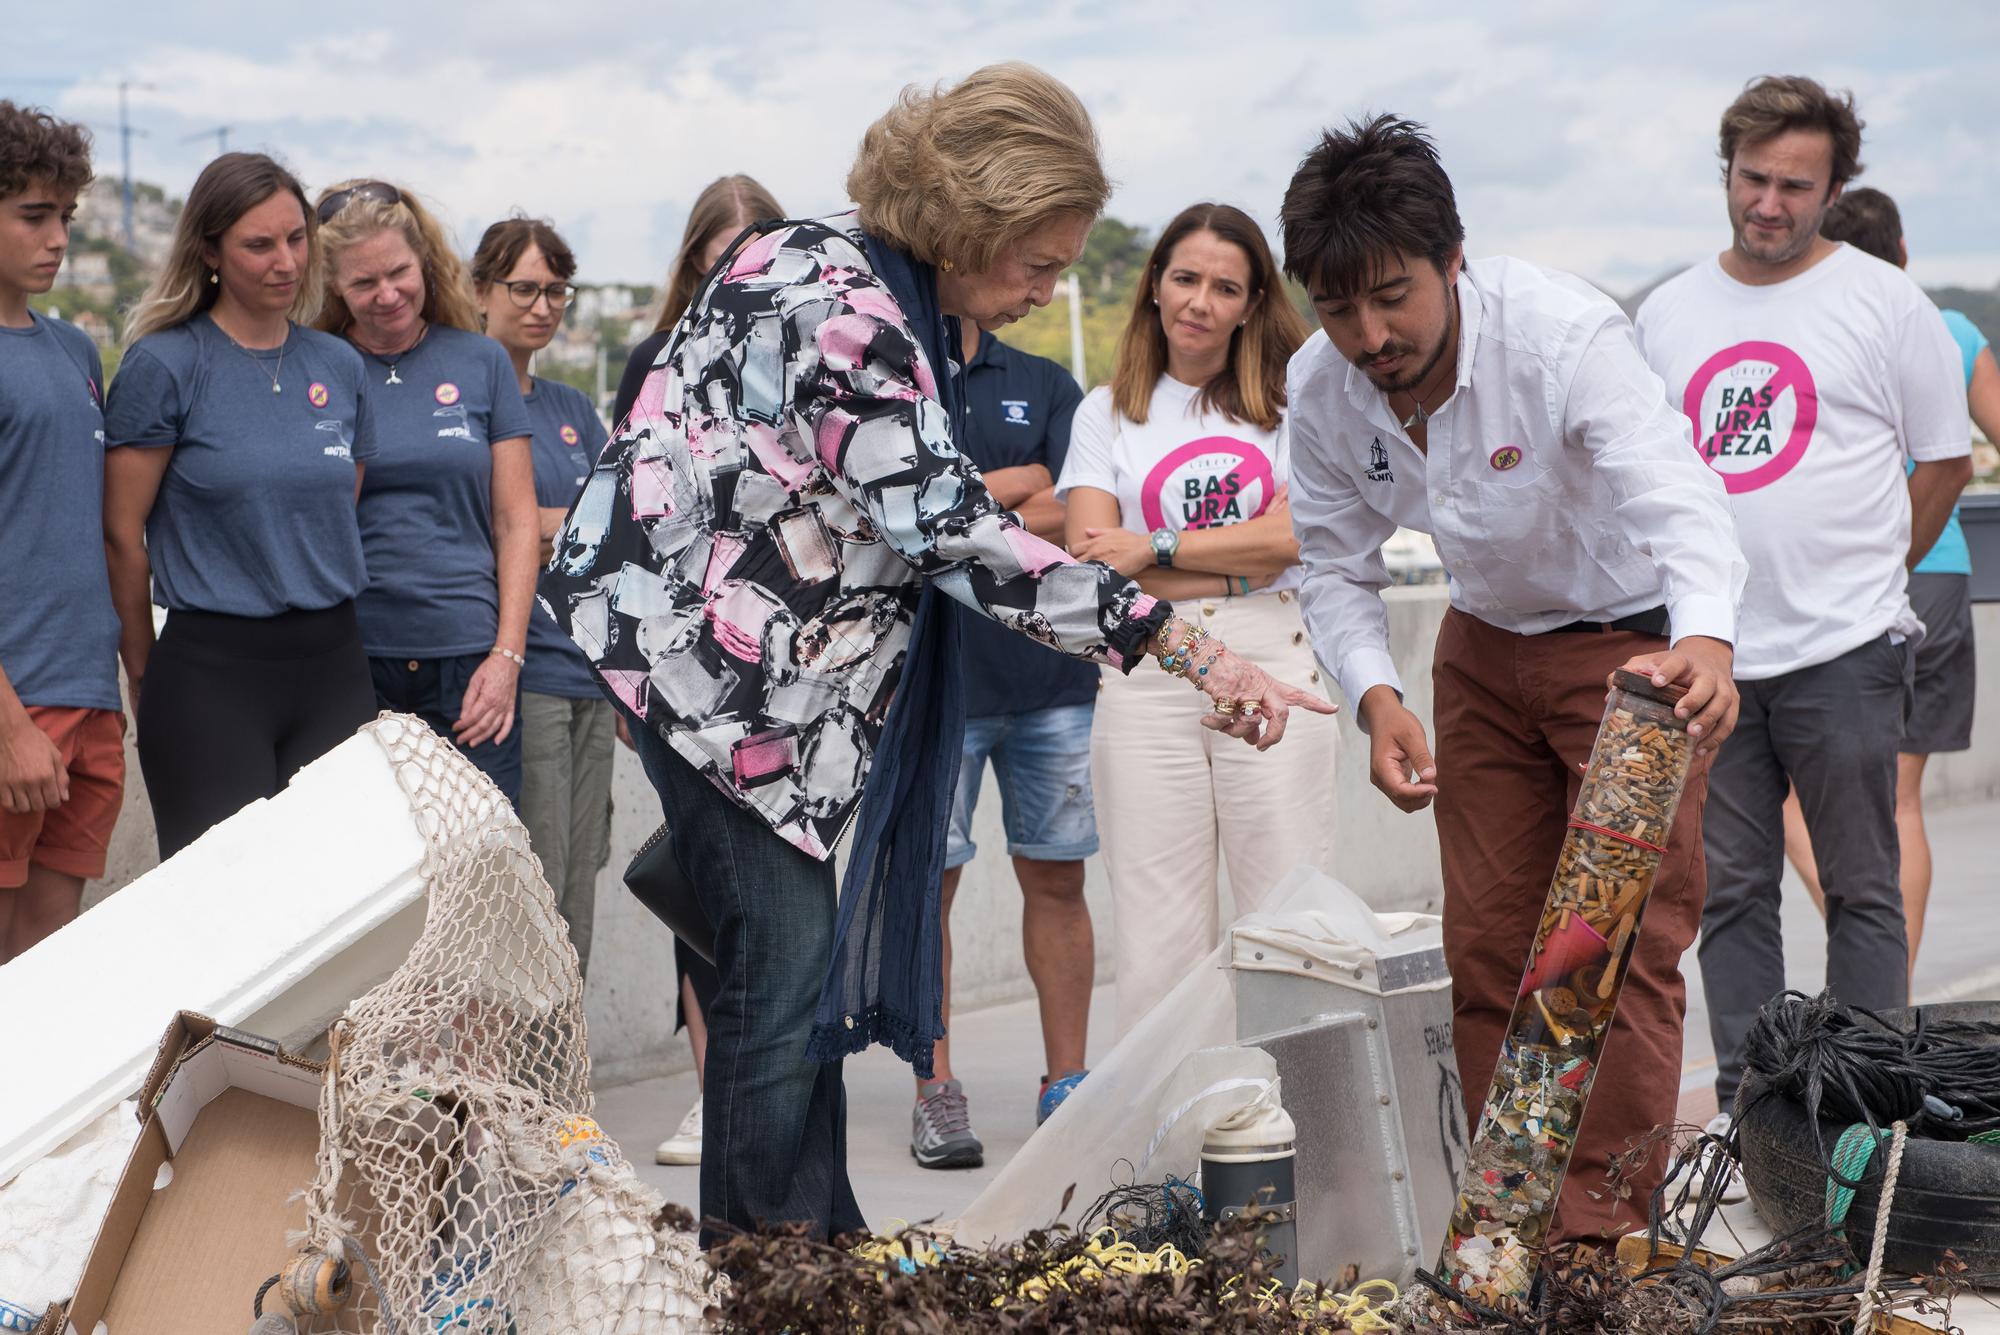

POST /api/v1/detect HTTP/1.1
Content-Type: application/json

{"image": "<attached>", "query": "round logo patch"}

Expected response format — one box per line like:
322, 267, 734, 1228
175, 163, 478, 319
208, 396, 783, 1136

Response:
1489, 445, 1523, 472
1681, 340, 1817, 495
307, 382, 329, 408
434, 382, 461, 406
559, 423, 580, 446
1138, 435, 1278, 533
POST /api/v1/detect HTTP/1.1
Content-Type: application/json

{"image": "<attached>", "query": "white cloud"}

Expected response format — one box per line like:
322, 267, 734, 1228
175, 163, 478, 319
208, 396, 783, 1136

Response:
37, 0, 2000, 291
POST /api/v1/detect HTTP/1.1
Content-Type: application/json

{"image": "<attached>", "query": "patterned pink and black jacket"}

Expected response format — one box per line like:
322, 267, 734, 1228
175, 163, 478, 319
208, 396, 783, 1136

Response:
540, 214, 1166, 858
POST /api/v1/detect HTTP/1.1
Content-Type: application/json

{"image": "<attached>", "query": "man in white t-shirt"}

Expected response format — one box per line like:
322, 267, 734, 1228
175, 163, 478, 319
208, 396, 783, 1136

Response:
1281, 115, 1747, 1242
1635, 76, 1971, 1126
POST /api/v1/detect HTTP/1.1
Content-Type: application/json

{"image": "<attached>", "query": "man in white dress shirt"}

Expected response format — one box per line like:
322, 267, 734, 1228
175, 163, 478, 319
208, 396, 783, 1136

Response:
1279, 115, 1748, 1241
1636, 77, 1971, 1130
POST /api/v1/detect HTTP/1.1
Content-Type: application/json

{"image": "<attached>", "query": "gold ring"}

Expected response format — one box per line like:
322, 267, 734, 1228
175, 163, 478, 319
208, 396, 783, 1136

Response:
1239, 701, 1263, 719
1211, 697, 1237, 716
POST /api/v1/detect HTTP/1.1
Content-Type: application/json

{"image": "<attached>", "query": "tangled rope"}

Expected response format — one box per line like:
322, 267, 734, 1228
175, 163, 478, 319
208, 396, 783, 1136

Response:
1740, 990, 2000, 1197
1853, 1119, 1909, 1334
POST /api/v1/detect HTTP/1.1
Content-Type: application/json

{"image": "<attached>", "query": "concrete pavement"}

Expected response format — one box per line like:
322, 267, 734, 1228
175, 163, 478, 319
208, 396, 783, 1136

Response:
592, 794, 2000, 1231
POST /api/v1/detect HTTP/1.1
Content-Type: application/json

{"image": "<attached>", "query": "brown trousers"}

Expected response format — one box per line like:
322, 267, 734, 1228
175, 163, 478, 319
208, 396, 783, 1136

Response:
1433, 607, 1710, 1242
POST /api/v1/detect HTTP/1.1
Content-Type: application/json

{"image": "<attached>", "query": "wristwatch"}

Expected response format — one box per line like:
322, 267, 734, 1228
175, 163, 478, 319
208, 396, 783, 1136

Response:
1150, 527, 1181, 569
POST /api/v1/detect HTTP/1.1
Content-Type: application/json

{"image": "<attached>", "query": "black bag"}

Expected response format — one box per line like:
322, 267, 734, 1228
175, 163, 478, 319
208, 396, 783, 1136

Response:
622, 821, 716, 965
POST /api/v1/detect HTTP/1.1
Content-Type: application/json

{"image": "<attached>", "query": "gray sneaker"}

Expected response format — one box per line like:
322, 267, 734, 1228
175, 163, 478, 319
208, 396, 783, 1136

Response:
911, 1078, 984, 1169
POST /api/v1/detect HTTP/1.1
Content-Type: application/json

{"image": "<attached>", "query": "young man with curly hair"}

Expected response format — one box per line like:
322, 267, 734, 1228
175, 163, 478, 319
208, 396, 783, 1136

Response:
0, 101, 123, 962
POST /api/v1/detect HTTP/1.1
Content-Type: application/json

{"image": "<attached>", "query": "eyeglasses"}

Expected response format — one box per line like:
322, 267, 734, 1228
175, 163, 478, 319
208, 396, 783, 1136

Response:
316, 181, 403, 225
503, 281, 576, 310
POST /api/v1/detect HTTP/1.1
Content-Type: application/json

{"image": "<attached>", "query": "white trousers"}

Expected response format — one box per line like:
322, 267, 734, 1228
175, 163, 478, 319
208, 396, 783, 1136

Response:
1094, 590, 1339, 1036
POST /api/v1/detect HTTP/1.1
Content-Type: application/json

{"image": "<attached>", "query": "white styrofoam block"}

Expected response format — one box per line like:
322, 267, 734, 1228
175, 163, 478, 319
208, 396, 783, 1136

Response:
0, 731, 428, 1188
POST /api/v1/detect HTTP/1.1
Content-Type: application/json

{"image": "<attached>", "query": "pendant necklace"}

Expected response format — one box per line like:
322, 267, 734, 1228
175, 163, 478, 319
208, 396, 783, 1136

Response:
373, 321, 430, 386
217, 318, 288, 394
1397, 302, 1459, 431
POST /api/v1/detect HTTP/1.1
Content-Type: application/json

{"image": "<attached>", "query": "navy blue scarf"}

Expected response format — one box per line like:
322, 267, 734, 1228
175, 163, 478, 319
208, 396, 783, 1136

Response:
803, 232, 967, 1079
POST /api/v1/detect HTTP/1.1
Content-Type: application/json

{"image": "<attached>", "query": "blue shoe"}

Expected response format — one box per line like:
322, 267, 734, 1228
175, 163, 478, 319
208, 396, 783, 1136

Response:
1037, 1069, 1088, 1125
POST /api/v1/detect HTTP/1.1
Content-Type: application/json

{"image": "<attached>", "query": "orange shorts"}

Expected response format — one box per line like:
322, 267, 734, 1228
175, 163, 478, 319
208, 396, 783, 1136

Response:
0, 706, 125, 887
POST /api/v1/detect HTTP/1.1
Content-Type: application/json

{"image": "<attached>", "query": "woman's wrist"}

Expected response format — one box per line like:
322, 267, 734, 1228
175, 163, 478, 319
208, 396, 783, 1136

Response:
489, 645, 525, 668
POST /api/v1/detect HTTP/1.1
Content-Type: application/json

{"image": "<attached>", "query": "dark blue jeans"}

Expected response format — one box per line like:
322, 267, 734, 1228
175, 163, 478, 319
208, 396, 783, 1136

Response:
368, 654, 524, 805
631, 723, 865, 1245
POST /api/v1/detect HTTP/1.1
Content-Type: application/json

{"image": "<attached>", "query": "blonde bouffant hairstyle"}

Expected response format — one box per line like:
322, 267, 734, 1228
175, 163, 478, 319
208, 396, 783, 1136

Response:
311, 179, 481, 335
846, 62, 1110, 275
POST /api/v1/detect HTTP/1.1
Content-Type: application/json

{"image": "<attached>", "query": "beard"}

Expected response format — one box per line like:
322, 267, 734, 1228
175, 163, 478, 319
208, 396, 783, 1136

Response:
1731, 208, 1822, 268
1354, 322, 1451, 394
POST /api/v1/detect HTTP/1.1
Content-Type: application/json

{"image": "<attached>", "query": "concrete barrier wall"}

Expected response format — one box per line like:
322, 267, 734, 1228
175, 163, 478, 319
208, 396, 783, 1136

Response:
86, 586, 2000, 1085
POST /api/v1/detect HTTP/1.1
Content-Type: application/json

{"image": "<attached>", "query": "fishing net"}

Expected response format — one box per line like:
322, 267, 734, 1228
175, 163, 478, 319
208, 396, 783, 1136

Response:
287, 714, 721, 1332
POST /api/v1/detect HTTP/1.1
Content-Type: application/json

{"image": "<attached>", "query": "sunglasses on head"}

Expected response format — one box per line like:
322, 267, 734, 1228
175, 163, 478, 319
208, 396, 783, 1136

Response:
316, 181, 403, 225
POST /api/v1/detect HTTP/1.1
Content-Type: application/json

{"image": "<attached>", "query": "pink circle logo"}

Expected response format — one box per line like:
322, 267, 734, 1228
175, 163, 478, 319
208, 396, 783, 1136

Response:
307, 382, 329, 408
560, 423, 580, 446
1682, 341, 1818, 494
1139, 436, 1277, 532
1489, 445, 1522, 471
435, 382, 461, 406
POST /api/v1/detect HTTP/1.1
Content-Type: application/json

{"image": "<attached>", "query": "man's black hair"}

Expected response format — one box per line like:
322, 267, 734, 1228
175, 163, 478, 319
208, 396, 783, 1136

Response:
1280, 113, 1464, 300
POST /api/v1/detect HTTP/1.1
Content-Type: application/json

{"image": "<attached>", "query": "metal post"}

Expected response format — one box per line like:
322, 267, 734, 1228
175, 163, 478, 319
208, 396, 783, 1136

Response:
1065, 271, 1086, 388
118, 81, 134, 253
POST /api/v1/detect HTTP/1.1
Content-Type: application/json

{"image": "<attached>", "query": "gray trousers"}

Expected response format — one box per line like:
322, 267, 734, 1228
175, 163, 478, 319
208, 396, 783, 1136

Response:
518, 691, 616, 979
1700, 633, 1914, 1110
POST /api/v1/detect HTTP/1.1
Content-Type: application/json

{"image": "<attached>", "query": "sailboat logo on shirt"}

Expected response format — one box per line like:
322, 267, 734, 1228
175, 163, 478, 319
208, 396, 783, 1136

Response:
1365, 436, 1394, 482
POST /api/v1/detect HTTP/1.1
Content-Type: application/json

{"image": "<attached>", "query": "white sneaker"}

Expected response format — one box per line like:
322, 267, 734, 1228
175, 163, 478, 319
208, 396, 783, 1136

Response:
655, 1098, 702, 1166
1701, 1112, 1748, 1205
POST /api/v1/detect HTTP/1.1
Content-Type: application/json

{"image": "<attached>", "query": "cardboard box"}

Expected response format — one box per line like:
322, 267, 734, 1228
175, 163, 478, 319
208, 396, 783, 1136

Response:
56, 1012, 340, 1335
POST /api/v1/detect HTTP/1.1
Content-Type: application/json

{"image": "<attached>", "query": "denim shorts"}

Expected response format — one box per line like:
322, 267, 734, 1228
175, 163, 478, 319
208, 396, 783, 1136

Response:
945, 702, 1098, 869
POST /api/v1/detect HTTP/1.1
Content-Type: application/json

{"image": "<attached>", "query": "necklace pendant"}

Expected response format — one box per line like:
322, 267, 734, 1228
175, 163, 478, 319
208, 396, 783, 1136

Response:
385, 368, 402, 386
272, 381, 282, 394
1401, 404, 1429, 431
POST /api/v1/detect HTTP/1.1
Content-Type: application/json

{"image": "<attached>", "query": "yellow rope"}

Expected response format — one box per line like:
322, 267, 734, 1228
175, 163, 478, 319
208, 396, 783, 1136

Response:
851, 1229, 1399, 1328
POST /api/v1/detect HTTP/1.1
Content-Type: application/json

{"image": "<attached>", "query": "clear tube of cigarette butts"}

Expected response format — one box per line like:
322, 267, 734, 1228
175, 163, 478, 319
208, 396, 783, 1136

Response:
1434, 669, 1696, 1310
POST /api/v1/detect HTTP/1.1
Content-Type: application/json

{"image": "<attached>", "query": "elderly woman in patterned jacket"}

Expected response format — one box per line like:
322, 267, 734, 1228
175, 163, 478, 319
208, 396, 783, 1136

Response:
540, 63, 1333, 1245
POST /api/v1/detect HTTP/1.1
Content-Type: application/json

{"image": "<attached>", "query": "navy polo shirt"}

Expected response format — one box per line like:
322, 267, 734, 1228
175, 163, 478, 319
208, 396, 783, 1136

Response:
955, 331, 1097, 717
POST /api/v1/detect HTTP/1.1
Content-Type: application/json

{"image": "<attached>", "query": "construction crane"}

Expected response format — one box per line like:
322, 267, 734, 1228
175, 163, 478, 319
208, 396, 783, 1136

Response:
182, 125, 231, 156
117, 79, 156, 254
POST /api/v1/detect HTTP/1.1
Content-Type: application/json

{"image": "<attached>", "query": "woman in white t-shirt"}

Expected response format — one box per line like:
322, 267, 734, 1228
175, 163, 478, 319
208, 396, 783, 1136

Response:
1059, 202, 1338, 1035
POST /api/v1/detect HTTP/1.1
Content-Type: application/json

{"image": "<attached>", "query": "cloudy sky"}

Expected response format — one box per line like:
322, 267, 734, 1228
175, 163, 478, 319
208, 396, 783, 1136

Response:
14, 0, 2000, 296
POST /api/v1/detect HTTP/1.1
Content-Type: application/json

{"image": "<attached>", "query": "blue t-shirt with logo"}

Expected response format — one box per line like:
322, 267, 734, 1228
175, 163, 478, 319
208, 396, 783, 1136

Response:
104, 315, 376, 617
522, 377, 608, 698
350, 326, 532, 658
954, 331, 1097, 718
0, 312, 120, 710
1911, 308, 1987, 577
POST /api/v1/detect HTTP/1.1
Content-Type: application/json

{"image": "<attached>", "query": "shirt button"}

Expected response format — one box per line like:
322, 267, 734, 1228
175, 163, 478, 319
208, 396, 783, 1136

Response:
843, 1015, 856, 1031
1202, 604, 1217, 617
1292, 631, 1304, 645
406, 660, 420, 672
1278, 590, 1293, 604
1433, 494, 1447, 506
1310, 669, 1321, 683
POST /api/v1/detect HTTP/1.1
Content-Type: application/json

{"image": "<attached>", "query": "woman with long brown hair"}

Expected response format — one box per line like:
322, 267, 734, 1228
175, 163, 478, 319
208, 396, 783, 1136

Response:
612, 174, 781, 430
314, 180, 536, 801
1059, 201, 1339, 1036
103, 153, 377, 856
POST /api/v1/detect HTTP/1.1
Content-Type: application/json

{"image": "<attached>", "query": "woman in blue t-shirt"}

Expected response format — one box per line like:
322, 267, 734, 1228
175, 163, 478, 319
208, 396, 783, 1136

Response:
104, 152, 378, 859
468, 215, 610, 973
313, 180, 536, 802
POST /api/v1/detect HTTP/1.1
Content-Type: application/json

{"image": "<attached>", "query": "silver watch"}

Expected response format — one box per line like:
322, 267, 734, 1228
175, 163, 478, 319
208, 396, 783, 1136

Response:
1149, 527, 1180, 569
